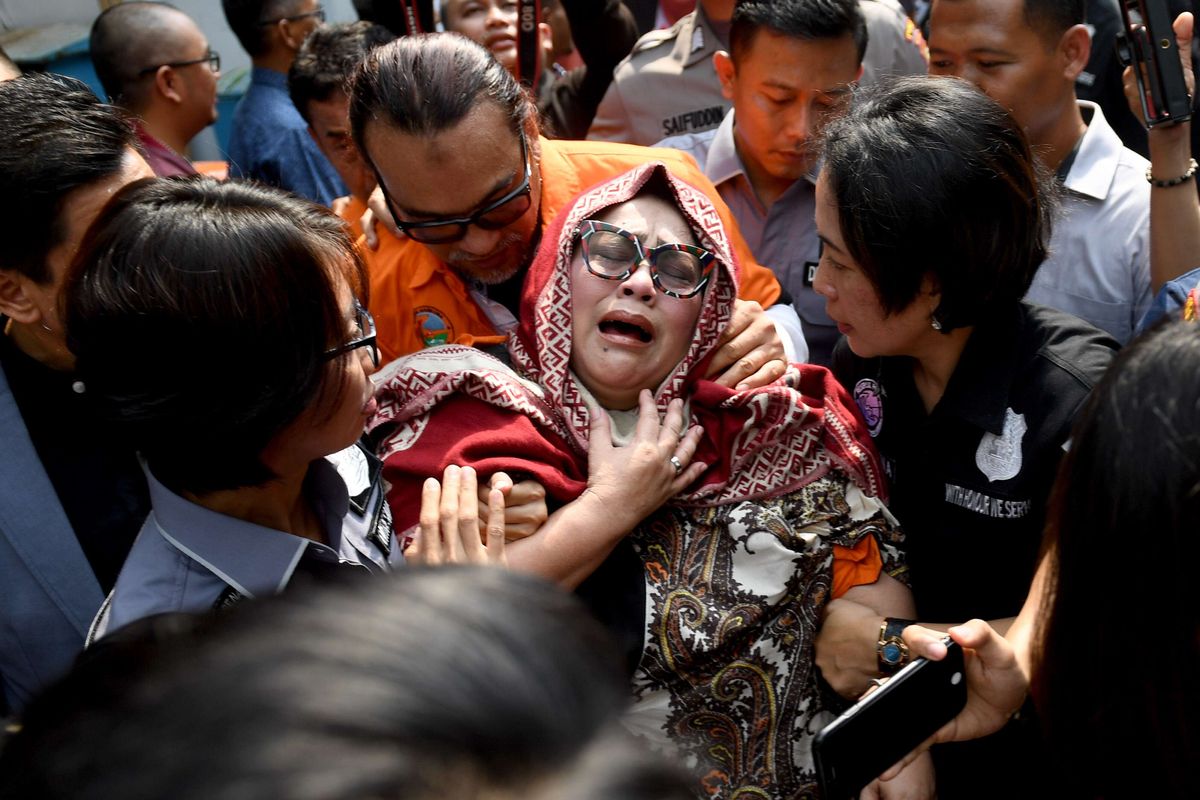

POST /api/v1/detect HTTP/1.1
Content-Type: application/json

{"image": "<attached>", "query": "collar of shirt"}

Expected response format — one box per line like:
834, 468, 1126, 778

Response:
142, 455, 354, 599
249, 65, 289, 92
926, 305, 1025, 435
133, 121, 196, 178
669, 6, 722, 70
704, 110, 820, 197
1063, 101, 1124, 202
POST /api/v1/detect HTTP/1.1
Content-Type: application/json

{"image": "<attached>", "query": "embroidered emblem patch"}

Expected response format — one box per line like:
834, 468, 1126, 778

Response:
976, 408, 1027, 482
853, 378, 885, 437
415, 307, 454, 347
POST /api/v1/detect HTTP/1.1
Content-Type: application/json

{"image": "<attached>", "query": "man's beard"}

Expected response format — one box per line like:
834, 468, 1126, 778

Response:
449, 224, 542, 286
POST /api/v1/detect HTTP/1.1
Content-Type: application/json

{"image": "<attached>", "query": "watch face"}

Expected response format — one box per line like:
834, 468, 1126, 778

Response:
881, 641, 905, 666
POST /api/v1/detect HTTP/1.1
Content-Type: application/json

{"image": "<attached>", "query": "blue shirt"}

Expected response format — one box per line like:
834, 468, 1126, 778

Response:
92, 443, 400, 640
1137, 266, 1200, 332
226, 67, 347, 206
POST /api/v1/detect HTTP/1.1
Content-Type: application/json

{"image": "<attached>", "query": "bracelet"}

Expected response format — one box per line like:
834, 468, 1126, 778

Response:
1146, 158, 1199, 188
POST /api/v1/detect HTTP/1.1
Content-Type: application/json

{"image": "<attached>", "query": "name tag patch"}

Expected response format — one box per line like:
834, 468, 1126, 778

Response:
803, 260, 819, 287
944, 483, 1031, 519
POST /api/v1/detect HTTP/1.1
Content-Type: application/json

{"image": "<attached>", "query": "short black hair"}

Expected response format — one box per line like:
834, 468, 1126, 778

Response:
0, 72, 137, 284
821, 75, 1055, 331
90, 1, 189, 110
349, 33, 533, 158
289, 21, 395, 124
65, 177, 366, 496
1023, 0, 1085, 41
730, 0, 868, 64
0, 567, 691, 800
222, 0, 296, 57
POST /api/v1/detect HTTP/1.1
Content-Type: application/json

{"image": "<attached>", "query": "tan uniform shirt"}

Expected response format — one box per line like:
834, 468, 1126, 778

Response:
587, 0, 929, 146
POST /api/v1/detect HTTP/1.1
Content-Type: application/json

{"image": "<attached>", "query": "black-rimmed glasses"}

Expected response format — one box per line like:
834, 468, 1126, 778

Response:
379, 131, 532, 245
323, 301, 379, 368
257, 5, 326, 25
575, 220, 716, 299
137, 49, 220, 77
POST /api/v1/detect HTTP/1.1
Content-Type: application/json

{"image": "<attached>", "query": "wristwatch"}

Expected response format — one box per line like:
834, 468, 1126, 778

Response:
877, 617, 916, 674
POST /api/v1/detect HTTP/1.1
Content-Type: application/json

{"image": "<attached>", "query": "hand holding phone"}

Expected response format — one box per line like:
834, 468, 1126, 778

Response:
1116, 0, 1192, 127
813, 638, 966, 800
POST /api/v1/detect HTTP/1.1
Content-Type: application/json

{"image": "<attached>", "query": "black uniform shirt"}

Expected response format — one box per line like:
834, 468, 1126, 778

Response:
833, 303, 1118, 622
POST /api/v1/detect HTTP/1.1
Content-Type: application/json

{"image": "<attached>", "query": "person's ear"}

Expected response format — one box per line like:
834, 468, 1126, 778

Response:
279, 18, 306, 51
0, 270, 41, 324
1059, 23, 1091, 82
714, 50, 736, 100
920, 273, 942, 307
155, 66, 183, 105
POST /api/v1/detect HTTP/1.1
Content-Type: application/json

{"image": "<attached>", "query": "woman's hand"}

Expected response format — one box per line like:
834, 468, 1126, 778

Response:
478, 472, 548, 541
878, 619, 1028, 781
862, 751, 935, 800
583, 389, 706, 529
409, 465, 506, 565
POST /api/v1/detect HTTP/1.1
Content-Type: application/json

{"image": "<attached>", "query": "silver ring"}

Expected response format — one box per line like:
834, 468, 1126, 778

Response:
669, 456, 683, 474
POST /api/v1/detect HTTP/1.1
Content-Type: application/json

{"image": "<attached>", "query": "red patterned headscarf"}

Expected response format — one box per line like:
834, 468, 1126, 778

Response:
370, 163, 884, 534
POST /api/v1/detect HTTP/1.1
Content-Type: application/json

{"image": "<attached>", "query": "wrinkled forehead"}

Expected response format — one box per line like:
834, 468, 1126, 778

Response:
592, 194, 698, 248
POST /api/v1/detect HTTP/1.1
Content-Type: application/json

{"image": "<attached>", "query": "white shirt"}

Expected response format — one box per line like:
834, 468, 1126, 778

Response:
1026, 101, 1151, 344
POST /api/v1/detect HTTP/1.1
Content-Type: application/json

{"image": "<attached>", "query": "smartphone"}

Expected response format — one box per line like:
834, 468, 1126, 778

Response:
1115, 0, 1192, 127
813, 639, 966, 799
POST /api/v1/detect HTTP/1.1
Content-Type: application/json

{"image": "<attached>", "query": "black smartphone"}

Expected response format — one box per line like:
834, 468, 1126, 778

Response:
1115, 0, 1192, 127
813, 639, 966, 800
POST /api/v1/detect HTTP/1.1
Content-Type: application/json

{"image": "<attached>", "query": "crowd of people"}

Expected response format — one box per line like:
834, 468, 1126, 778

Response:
0, 1, 1197, 798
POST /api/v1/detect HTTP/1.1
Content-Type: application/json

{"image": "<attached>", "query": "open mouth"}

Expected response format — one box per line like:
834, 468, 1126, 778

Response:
598, 313, 653, 344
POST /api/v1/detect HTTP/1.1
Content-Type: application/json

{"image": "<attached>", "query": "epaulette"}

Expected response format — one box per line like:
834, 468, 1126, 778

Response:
629, 17, 686, 55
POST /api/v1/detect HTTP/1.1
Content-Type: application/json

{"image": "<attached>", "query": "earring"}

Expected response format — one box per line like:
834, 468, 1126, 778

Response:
930, 315, 943, 332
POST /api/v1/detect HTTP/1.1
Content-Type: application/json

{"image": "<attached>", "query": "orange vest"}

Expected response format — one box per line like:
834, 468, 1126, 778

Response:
339, 197, 503, 365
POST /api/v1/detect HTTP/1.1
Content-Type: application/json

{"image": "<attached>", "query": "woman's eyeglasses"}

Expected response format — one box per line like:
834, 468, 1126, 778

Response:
575, 219, 715, 299
323, 300, 379, 368
381, 131, 532, 245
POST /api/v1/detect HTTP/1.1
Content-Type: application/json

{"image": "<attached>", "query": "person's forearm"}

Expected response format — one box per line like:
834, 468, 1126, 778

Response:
817, 583, 1015, 699
1005, 552, 1051, 679
1148, 120, 1200, 290
504, 491, 637, 588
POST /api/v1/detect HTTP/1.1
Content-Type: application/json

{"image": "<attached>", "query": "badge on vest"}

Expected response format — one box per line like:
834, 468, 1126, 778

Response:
976, 408, 1027, 482
415, 307, 455, 347
853, 378, 885, 438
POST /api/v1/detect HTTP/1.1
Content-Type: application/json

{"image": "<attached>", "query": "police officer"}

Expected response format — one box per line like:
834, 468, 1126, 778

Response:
587, 0, 928, 146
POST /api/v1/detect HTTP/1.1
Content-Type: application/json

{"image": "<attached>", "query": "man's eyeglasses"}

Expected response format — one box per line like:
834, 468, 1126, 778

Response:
137, 49, 220, 77
381, 131, 532, 245
575, 219, 715, 299
257, 5, 326, 26
323, 300, 379, 369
